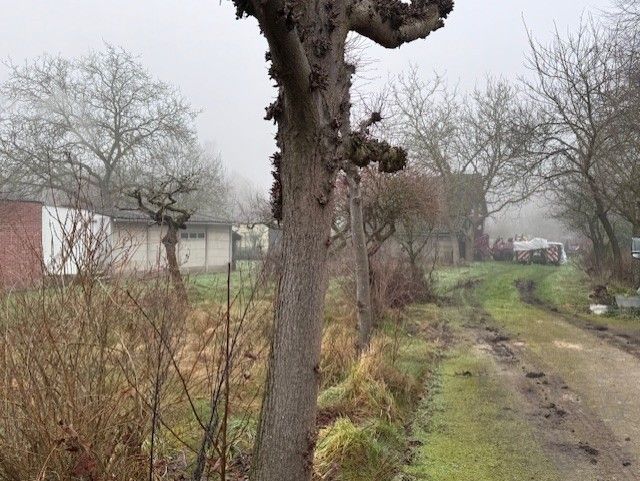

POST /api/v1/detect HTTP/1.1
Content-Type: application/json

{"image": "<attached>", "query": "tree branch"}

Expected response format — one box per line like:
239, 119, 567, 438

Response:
349, 0, 453, 49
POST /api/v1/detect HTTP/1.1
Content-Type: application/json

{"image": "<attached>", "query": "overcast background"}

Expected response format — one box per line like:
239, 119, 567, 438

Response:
0, 0, 613, 236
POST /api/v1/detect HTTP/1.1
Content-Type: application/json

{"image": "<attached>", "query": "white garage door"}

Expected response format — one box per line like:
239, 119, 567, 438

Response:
179, 230, 206, 268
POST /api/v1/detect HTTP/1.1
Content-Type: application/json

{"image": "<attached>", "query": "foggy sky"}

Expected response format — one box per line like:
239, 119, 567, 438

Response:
0, 0, 612, 192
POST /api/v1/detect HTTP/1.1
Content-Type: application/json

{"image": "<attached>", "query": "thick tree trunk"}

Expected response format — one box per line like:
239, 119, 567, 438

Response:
251, 130, 336, 481
162, 226, 188, 303
633, 201, 640, 287
450, 231, 460, 266
595, 206, 622, 278
347, 172, 374, 353
240, 2, 452, 479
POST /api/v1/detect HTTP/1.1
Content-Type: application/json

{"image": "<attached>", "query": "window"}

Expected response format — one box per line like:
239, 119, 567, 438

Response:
181, 231, 205, 240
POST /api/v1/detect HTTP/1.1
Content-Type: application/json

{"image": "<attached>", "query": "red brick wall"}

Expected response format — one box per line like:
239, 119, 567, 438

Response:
0, 200, 43, 289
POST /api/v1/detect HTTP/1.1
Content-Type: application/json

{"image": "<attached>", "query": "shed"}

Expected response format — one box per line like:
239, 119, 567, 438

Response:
108, 210, 234, 273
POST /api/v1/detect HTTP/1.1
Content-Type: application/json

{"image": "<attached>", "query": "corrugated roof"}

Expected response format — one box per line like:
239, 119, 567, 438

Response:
100, 208, 232, 225
0, 196, 44, 205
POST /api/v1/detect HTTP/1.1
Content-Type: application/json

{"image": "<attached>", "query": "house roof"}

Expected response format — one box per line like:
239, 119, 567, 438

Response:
0, 196, 44, 206
102, 208, 232, 226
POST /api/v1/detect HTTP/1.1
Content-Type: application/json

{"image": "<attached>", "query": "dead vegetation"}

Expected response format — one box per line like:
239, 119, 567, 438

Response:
0, 205, 442, 481
0, 251, 271, 480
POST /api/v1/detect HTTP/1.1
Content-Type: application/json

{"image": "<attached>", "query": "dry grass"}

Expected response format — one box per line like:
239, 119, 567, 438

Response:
0, 239, 437, 481
0, 263, 272, 481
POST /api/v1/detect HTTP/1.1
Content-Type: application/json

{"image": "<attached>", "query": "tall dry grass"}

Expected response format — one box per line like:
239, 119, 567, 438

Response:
0, 206, 272, 481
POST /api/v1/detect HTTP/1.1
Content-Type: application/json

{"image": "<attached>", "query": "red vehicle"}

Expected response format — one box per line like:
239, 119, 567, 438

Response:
492, 237, 514, 262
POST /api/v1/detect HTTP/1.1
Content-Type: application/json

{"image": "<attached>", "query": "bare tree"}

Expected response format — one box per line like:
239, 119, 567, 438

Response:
525, 18, 628, 277
0, 45, 198, 207
605, 3, 640, 281
552, 176, 608, 274
126, 144, 227, 302
343, 109, 408, 352
334, 166, 440, 309
394, 173, 442, 277
129, 176, 196, 303
229, 2, 454, 479
393, 71, 538, 263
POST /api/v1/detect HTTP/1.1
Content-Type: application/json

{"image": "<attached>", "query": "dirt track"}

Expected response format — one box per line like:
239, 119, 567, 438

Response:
470, 281, 640, 480
405, 266, 640, 481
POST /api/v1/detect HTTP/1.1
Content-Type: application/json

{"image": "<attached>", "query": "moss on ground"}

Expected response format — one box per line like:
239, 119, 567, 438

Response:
405, 347, 560, 481
401, 263, 563, 481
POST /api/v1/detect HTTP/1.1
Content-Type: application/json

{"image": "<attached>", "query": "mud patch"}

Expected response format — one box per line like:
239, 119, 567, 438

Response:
578, 442, 599, 456
515, 279, 543, 305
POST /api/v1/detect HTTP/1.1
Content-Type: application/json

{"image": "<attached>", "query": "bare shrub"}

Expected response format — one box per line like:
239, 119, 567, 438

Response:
369, 254, 435, 319
0, 205, 272, 481
576, 242, 637, 286
0, 276, 176, 480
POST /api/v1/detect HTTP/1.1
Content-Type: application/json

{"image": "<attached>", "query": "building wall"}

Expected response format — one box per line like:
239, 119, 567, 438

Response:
0, 200, 43, 289
113, 222, 231, 273
113, 223, 149, 271
42, 206, 112, 276
205, 225, 232, 269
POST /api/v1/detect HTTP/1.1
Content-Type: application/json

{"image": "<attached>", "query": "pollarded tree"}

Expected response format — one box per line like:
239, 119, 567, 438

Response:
126, 143, 227, 302
229, 2, 454, 480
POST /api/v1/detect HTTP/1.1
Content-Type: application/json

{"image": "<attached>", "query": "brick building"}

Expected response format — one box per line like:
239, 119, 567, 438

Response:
0, 198, 236, 289
0, 199, 44, 289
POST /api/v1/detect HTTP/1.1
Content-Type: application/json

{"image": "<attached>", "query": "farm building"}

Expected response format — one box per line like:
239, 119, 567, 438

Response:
107, 210, 235, 274
0, 199, 44, 289
233, 223, 282, 260
0, 198, 235, 289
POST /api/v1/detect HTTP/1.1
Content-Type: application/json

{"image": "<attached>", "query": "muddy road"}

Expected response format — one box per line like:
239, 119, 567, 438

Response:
406, 264, 640, 481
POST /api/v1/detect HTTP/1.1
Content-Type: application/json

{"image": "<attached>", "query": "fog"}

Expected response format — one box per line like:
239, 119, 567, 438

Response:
486, 197, 571, 242
0, 0, 611, 194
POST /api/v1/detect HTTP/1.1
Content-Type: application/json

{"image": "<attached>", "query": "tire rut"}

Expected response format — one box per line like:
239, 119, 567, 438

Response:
470, 315, 639, 481
515, 278, 640, 361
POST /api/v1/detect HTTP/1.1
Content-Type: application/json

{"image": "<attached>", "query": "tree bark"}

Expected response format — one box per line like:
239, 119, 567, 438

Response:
251, 128, 337, 481
450, 231, 460, 266
633, 201, 640, 287
161, 225, 188, 303
588, 217, 604, 275
595, 204, 622, 278
347, 171, 374, 353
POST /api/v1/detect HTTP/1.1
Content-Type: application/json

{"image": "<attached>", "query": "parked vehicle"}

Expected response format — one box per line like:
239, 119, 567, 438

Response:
491, 237, 514, 262
513, 238, 567, 266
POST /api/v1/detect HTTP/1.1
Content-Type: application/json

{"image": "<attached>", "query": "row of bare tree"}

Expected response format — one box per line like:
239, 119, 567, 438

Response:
234, 0, 640, 477
380, 2, 640, 282
0, 46, 230, 295
4, 0, 639, 479
524, 4, 640, 280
